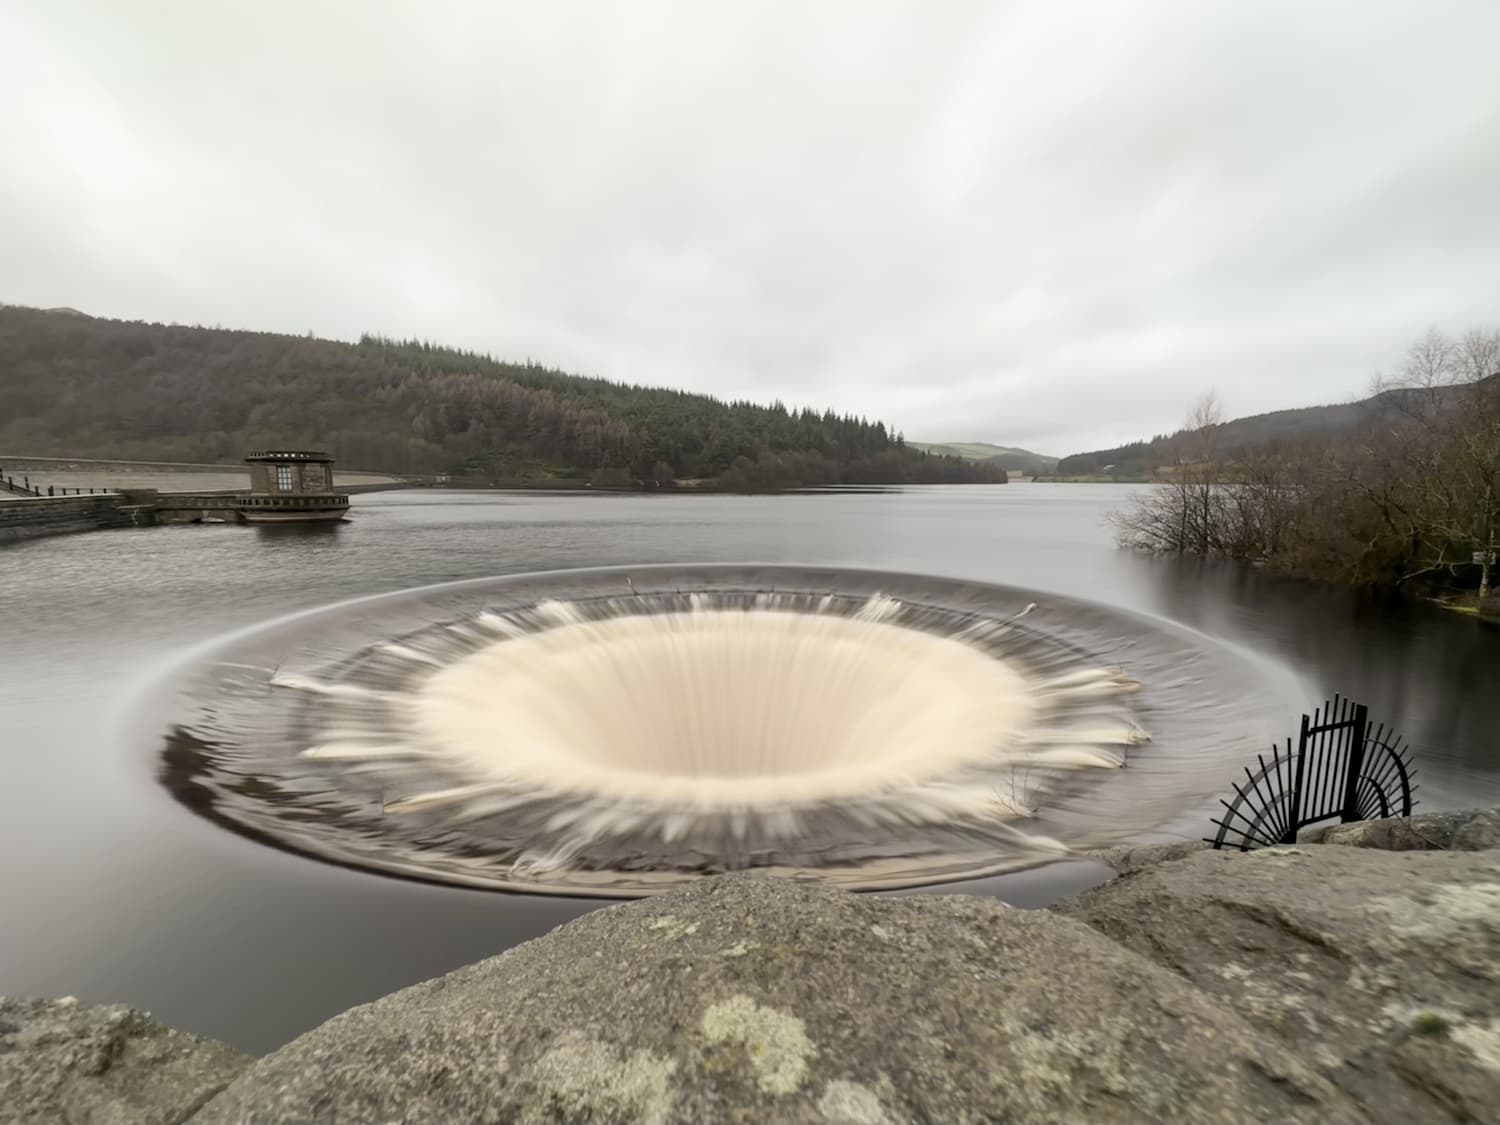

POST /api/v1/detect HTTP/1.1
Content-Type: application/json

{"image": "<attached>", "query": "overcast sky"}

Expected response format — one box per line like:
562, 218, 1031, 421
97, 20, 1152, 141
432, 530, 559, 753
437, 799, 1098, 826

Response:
2, 1, 1497, 453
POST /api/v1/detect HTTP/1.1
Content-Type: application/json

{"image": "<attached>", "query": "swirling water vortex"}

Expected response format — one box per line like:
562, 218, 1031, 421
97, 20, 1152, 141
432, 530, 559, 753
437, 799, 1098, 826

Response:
147, 565, 1294, 896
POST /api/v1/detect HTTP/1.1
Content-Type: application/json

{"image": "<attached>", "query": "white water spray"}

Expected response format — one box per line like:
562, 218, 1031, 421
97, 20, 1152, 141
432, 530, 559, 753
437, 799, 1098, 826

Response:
152, 566, 1294, 899
266, 589, 1143, 881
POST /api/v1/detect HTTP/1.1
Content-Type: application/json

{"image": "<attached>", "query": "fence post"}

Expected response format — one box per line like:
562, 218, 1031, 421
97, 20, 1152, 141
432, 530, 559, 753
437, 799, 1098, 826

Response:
1284, 713, 1310, 843
1340, 703, 1370, 822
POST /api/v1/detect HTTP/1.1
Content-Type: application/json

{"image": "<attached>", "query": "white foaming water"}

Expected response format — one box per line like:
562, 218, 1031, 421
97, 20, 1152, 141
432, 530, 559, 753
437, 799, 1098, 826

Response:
237, 580, 1166, 893
411, 607, 1037, 806
155, 567, 1306, 896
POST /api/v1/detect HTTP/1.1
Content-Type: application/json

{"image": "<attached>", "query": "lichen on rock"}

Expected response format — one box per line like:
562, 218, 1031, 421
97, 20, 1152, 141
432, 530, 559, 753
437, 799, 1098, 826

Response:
14, 813, 1500, 1125
816, 1078, 896, 1124
526, 1032, 678, 1124
0, 997, 249, 1125
193, 871, 1364, 1124
701, 994, 815, 1095
1061, 844, 1500, 1123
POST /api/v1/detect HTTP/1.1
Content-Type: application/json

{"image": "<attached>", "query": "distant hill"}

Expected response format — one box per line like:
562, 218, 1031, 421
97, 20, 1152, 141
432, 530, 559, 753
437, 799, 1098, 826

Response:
909, 441, 1058, 475
0, 305, 1004, 491
1054, 382, 1489, 479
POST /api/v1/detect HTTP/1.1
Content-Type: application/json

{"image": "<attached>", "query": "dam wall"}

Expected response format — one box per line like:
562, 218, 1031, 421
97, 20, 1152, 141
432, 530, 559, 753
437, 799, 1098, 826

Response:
0, 494, 153, 544
0, 486, 369, 544
0, 490, 256, 544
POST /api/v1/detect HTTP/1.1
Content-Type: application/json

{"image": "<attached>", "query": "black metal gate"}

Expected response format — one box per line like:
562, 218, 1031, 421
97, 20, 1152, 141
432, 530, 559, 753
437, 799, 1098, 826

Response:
1208, 695, 1417, 850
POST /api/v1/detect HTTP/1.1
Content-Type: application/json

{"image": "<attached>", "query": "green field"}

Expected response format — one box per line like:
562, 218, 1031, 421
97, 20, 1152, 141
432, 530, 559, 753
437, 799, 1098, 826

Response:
908, 442, 1058, 474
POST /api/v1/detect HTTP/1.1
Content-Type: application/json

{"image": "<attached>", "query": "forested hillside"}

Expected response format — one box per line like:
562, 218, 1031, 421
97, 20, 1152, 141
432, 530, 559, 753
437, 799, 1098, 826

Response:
1056, 386, 1450, 478
0, 307, 1003, 489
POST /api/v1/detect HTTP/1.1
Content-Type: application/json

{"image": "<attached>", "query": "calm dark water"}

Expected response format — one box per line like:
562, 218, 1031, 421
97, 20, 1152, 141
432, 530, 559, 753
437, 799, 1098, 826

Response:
2, 484, 1496, 1052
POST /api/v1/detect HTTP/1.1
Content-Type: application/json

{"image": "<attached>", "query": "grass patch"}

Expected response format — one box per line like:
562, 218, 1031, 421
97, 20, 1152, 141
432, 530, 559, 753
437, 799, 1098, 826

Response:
1410, 1011, 1453, 1037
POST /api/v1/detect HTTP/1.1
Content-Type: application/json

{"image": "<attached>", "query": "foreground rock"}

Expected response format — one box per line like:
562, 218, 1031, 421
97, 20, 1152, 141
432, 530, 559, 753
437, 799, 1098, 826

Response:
1059, 845, 1500, 1123
0, 997, 250, 1125
1317, 807, 1500, 851
16, 818, 1500, 1124
1088, 838, 1205, 875
198, 874, 1359, 1125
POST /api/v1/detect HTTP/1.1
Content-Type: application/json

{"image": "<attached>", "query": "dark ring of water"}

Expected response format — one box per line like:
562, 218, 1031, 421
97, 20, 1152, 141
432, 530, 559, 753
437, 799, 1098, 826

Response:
141, 564, 1298, 896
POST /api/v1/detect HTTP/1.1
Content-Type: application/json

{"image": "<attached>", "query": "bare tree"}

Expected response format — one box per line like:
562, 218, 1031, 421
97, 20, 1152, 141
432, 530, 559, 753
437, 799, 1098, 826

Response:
1457, 328, 1500, 385
1112, 392, 1233, 557
1114, 326, 1500, 599
1373, 328, 1500, 594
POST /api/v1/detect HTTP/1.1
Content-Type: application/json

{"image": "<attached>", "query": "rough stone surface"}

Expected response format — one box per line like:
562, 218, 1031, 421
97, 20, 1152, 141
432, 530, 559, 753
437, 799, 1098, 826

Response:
0, 997, 250, 1125
197, 874, 1361, 1125
1088, 838, 1207, 876
1058, 844, 1500, 1123
1318, 807, 1500, 852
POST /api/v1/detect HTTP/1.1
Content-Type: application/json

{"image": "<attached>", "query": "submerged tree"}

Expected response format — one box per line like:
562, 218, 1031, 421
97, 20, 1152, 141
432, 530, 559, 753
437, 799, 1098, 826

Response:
1111, 392, 1231, 557
1112, 326, 1500, 595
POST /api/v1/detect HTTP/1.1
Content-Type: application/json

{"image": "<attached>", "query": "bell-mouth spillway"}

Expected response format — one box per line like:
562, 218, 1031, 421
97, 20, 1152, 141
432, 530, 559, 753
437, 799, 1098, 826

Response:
145, 564, 1295, 896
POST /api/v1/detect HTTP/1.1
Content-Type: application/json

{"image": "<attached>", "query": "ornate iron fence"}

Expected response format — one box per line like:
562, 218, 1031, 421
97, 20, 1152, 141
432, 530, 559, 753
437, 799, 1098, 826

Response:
1208, 695, 1417, 850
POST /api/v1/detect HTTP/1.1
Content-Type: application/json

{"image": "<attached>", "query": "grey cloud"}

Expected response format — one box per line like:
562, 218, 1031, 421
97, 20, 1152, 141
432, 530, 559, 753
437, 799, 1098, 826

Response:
2, 0, 1497, 455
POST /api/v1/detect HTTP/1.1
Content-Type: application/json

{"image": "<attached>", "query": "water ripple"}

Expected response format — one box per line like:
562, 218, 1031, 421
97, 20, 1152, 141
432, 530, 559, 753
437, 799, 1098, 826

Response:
148, 565, 1292, 895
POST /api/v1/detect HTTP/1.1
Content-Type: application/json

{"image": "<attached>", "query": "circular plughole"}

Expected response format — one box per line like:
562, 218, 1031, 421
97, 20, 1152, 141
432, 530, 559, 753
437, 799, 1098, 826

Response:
143, 565, 1294, 896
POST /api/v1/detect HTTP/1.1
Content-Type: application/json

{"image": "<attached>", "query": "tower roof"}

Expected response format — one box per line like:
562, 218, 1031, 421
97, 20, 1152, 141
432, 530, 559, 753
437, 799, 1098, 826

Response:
244, 450, 334, 463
